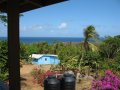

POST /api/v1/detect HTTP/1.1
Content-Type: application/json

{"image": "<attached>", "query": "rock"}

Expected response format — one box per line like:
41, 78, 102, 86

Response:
76, 72, 81, 83
83, 75, 94, 80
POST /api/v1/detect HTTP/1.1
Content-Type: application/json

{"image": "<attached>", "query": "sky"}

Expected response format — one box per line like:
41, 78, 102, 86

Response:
0, 0, 120, 37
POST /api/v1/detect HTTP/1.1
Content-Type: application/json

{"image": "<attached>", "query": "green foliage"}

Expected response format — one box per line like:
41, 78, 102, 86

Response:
39, 42, 49, 54
97, 35, 120, 75
20, 43, 29, 61
84, 25, 98, 41
100, 59, 120, 74
80, 51, 102, 75
28, 43, 39, 54
100, 36, 120, 59
0, 33, 119, 80
0, 12, 23, 25
82, 51, 101, 67
83, 25, 98, 52
20, 42, 85, 70
0, 12, 7, 25
60, 55, 79, 69
0, 41, 8, 81
58, 44, 83, 69
114, 35, 120, 39
0, 13, 8, 81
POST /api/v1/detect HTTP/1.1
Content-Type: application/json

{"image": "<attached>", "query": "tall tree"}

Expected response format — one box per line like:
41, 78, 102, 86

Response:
83, 25, 98, 52
0, 12, 8, 81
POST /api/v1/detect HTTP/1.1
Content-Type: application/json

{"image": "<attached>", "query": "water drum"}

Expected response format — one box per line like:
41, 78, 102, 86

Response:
44, 75, 60, 90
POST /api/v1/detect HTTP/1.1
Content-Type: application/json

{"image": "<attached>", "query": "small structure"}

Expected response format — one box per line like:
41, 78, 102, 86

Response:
31, 54, 60, 65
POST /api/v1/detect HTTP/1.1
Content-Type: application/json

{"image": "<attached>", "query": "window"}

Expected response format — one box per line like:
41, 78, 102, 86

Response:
45, 58, 47, 61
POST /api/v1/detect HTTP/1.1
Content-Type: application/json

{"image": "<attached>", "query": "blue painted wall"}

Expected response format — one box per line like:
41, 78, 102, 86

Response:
32, 55, 60, 65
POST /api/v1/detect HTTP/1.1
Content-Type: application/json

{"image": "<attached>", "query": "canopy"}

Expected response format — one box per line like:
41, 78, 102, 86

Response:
0, 0, 67, 13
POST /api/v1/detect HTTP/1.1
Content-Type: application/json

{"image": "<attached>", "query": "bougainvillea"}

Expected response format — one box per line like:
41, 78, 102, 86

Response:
92, 70, 120, 90
31, 68, 59, 87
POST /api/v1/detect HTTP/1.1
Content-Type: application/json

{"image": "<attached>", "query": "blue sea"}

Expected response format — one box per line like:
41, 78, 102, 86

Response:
0, 37, 84, 44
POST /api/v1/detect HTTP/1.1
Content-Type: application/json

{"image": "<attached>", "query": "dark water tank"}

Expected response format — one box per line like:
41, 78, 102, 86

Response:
0, 80, 9, 90
61, 73, 76, 90
44, 75, 60, 90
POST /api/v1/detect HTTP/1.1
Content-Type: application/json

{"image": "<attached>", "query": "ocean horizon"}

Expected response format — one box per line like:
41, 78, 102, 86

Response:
0, 37, 84, 44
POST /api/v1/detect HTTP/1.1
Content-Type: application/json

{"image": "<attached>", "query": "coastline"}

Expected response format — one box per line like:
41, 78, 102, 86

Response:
0, 37, 84, 44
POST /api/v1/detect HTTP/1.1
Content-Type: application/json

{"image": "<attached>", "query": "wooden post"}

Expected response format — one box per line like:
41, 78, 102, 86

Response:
7, 0, 20, 90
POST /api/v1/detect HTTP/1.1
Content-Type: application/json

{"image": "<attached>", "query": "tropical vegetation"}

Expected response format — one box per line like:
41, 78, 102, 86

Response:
0, 17, 120, 89
0, 32, 120, 79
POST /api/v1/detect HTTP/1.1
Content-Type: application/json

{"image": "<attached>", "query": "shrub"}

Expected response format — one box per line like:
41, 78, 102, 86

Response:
50, 65, 66, 73
92, 70, 120, 90
31, 68, 59, 87
0, 41, 8, 81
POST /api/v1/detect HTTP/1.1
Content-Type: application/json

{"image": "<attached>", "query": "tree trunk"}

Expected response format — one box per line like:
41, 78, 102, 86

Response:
84, 41, 90, 52
78, 53, 83, 71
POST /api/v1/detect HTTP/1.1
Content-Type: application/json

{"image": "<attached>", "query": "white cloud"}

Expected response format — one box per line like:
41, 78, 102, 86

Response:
31, 25, 43, 30
21, 22, 68, 33
58, 22, 68, 29
21, 25, 43, 31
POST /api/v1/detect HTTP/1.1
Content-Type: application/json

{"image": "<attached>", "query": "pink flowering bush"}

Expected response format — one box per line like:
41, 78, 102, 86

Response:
31, 68, 59, 87
92, 70, 120, 90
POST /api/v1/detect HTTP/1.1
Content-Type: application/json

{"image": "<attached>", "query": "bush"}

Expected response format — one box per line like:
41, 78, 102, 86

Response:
31, 68, 59, 87
92, 70, 120, 90
0, 41, 8, 81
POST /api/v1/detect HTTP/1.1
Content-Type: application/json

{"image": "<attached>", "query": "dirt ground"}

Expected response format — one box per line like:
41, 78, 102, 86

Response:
20, 65, 92, 90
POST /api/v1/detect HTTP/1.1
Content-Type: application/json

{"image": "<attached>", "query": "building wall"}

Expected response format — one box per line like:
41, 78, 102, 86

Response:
32, 56, 60, 65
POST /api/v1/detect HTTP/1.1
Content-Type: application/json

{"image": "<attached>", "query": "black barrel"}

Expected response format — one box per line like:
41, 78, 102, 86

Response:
44, 75, 60, 90
0, 80, 9, 90
61, 73, 76, 90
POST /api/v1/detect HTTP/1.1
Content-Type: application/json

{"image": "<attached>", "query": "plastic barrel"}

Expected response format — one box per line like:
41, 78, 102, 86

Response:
61, 73, 76, 90
44, 75, 60, 90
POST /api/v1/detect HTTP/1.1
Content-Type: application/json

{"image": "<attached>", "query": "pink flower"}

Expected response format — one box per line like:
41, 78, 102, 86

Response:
105, 70, 113, 76
91, 70, 120, 90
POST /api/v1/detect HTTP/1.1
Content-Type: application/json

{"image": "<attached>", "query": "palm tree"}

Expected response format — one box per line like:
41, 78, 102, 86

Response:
83, 25, 98, 52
